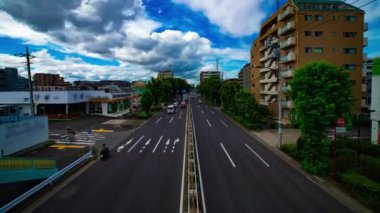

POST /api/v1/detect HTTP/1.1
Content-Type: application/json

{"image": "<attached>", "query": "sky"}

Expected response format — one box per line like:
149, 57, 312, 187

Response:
0, 0, 379, 85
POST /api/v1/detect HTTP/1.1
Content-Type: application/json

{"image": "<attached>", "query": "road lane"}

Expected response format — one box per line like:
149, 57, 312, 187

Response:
192, 99, 350, 213
35, 107, 187, 213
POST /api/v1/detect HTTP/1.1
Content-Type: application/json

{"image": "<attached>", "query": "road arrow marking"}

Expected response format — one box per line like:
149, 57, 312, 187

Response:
125, 138, 134, 146
201, 110, 204, 114
117, 145, 125, 153
128, 135, 144, 152
174, 138, 180, 145
156, 117, 162, 124
166, 138, 170, 146
152, 135, 163, 153
145, 138, 151, 146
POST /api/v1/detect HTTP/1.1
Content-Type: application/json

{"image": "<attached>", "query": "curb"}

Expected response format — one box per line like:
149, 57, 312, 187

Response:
216, 107, 371, 213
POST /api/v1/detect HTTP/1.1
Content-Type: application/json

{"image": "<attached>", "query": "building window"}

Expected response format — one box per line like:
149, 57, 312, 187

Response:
305, 47, 313, 53
315, 15, 323, 21
314, 47, 323, 53
344, 64, 356, 71
343, 32, 357, 37
304, 15, 313, 21
332, 47, 335, 53
332, 31, 336, 37
315, 31, 323, 37
344, 48, 357, 54
305, 31, 312, 36
252, 83, 255, 87
345, 15, 357, 22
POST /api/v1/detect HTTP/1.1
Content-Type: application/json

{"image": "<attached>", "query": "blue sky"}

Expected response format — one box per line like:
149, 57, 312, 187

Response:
0, 0, 379, 84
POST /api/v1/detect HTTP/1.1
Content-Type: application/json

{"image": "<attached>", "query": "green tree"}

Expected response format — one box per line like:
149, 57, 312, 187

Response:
234, 90, 256, 117
199, 76, 222, 105
289, 61, 354, 175
221, 81, 242, 111
140, 90, 153, 113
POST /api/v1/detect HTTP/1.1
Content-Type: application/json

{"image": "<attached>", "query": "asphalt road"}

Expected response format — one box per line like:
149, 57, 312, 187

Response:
191, 98, 351, 213
34, 107, 187, 213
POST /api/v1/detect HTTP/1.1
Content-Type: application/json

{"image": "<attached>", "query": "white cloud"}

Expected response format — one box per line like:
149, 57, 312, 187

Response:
172, 0, 265, 36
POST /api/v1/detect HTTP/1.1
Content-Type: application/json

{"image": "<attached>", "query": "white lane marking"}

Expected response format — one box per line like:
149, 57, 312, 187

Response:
211, 110, 215, 114
245, 143, 270, 167
156, 117, 162, 124
206, 119, 212, 127
169, 117, 174, 123
125, 138, 134, 146
166, 138, 170, 146
139, 139, 151, 153
117, 145, 125, 153
152, 135, 163, 153
171, 138, 180, 154
128, 135, 144, 152
201, 110, 204, 114
220, 120, 228, 127
220, 143, 236, 168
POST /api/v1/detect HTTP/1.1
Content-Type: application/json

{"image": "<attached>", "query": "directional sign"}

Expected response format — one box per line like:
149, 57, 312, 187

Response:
335, 127, 346, 133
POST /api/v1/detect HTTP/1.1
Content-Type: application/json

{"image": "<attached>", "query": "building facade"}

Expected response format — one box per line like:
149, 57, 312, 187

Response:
238, 63, 251, 92
33, 73, 72, 90
0, 68, 27, 91
157, 70, 174, 79
200, 71, 221, 83
251, 0, 365, 125
362, 59, 373, 112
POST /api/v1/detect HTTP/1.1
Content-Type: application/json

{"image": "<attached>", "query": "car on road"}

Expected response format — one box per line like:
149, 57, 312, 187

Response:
180, 101, 186, 108
198, 99, 202, 104
167, 105, 175, 114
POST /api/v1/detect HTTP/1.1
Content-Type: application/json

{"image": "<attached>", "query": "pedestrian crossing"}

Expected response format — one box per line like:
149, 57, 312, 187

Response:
49, 131, 106, 145
117, 135, 181, 154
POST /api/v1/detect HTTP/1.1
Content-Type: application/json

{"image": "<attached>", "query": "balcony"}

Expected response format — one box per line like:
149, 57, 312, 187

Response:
281, 69, 294, 78
280, 37, 296, 49
363, 53, 368, 61
260, 55, 269, 62
280, 52, 296, 63
260, 100, 269, 106
279, 21, 295, 35
281, 85, 291, 92
260, 45, 268, 52
364, 22, 368, 32
363, 37, 368, 47
260, 77, 277, 83
281, 100, 294, 108
260, 90, 278, 95
278, 7, 294, 21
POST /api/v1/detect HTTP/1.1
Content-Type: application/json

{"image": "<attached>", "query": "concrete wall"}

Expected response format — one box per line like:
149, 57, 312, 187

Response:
0, 116, 48, 156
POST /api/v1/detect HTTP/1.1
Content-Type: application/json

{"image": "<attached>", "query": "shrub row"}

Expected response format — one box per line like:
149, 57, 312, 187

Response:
280, 144, 301, 160
222, 109, 261, 130
137, 112, 151, 119
337, 139, 380, 158
360, 155, 380, 182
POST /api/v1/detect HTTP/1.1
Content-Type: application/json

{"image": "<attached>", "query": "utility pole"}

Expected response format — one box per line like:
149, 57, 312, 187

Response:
216, 58, 219, 72
15, 46, 35, 116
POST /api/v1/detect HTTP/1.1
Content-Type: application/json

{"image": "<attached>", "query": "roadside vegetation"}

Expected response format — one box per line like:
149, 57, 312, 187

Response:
199, 76, 272, 130
281, 61, 380, 210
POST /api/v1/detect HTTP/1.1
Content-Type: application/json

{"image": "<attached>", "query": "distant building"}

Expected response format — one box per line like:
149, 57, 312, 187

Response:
0, 67, 30, 91
238, 63, 251, 92
223, 78, 240, 84
33, 73, 72, 90
157, 70, 173, 79
371, 58, 380, 144
362, 59, 373, 112
200, 71, 221, 83
131, 81, 146, 95
73, 81, 99, 90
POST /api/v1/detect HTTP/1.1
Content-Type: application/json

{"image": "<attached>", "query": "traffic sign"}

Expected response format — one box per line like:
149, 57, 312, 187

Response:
337, 118, 345, 127
335, 127, 346, 133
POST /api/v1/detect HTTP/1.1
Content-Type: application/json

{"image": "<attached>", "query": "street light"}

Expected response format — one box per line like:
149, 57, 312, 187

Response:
253, 63, 283, 148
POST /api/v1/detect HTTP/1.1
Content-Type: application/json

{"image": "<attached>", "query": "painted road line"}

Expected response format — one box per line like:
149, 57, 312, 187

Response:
211, 110, 215, 114
171, 138, 180, 153
169, 117, 174, 123
201, 110, 204, 114
156, 117, 162, 124
92, 128, 114, 133
245, 143, 270, 168
139, 138, 151, 153
179, 100, 189, 213
128, 135, 145, 153
220, 143, 236, 168
117, 145, 125, 153
125, 138, 134, 146
152, 135, 163, 153
220, 120, 228, 127
206, 119, 212, 127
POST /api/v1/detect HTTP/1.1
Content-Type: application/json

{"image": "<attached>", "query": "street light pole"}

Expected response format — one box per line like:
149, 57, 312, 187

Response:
278, 63, 283, 148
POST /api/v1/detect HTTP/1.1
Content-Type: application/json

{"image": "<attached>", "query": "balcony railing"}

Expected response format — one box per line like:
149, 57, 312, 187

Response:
363, 37, 368, 47
281, 85, 291, 92
279, 21, 295, 35
281, 69, 294, 78
364, 22, 368, 32
280, 37, 296, 49
278, 7, 294, 21
260, 77, 277, 83
281, 100, 294, 108
280, 52, 296, 63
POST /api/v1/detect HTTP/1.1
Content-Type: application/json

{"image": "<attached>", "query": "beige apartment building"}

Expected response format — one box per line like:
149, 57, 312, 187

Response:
251, 0, 366, 125
157, 70, 174, 79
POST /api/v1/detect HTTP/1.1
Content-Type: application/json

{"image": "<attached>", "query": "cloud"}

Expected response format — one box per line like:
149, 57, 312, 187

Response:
172, 0, 265, 36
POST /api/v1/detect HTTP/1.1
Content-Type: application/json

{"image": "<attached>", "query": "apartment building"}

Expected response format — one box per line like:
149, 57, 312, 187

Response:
251, 0, 366, 125
200, 71, 221, 83
238, 63, 252, 92
362, 59, 373, 112
157, 70, 174, 79
33, 73, 72, 90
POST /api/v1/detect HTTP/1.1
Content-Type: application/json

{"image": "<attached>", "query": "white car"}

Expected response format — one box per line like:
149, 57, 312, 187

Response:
167, 105, 175, 114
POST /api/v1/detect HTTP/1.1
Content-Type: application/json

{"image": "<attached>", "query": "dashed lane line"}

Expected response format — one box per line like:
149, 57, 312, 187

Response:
156, 117, 162, 124
128, 135, 145, 153
206, 119, 212, 127
220, 120, 228, 127
220, 143, 236, 168
245, 143, 270, 167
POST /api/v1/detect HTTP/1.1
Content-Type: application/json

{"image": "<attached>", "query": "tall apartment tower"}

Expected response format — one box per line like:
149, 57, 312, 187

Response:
251, 0, 366, 125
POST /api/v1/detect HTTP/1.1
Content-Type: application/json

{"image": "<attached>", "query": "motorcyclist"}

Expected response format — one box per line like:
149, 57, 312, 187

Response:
100, 143, 110, 159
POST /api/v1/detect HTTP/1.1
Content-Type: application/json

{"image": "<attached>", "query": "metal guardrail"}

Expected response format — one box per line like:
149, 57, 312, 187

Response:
0, 150, 93, 213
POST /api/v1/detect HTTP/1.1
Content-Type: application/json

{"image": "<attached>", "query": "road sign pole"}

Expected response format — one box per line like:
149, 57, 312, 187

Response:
333, 125, 337, 180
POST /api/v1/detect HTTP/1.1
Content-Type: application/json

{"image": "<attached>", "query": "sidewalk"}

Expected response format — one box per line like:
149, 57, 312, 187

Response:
252, 128, 300, 147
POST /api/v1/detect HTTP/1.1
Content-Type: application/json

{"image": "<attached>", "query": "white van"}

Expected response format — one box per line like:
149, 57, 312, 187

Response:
167, 105, 175, 114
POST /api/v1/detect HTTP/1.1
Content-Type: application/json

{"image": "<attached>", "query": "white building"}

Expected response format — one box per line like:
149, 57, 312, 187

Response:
371, 58, 380, 144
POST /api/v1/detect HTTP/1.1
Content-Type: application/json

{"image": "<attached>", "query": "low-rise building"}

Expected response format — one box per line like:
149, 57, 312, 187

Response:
362, 59, 373, 112
200, 71, 221, 83
238, 63, 251, 92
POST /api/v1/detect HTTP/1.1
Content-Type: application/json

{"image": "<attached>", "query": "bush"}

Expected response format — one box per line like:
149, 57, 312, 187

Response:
360, 155, 380, 182
222, 109, 261, 130
340, 172, 380, 209
337, 148, 357, 173
338, 139, 380, 158
137, 112, 151, 119
151, 105, 162, 112
281, 144, 301, 160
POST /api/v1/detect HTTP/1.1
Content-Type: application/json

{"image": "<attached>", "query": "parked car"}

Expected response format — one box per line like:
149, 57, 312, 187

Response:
167, 105, 175, 114
180, 101, 186, 108
173, 102, 178, 108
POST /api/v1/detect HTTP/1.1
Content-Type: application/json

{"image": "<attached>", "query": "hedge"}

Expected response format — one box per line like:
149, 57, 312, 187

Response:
337, 139, 380, 158
280, 144, 301, 160
360, 155, 380, 182
337, 148, 357, 173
